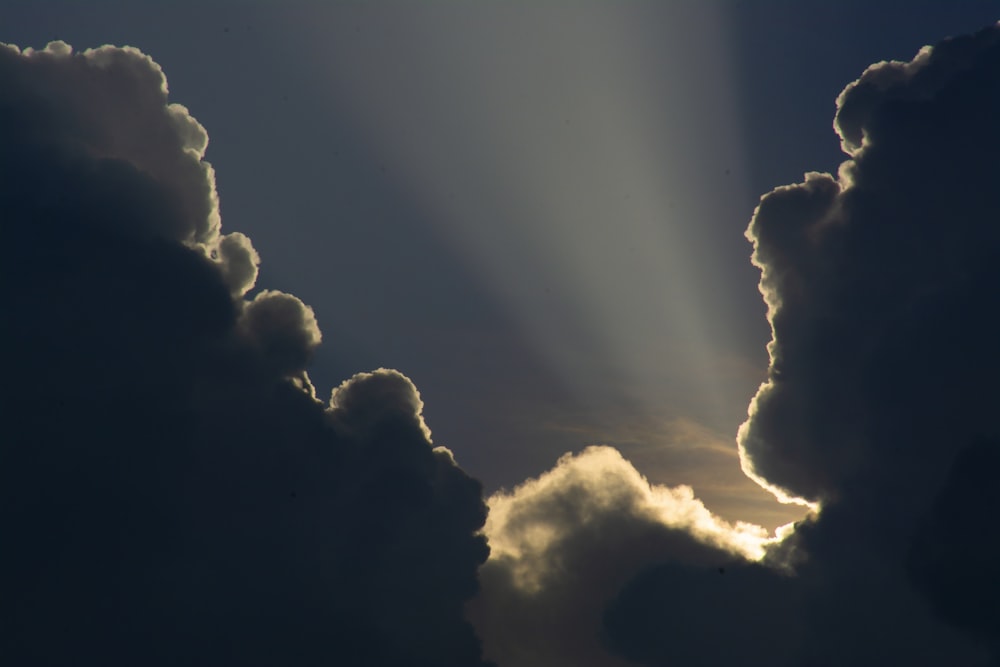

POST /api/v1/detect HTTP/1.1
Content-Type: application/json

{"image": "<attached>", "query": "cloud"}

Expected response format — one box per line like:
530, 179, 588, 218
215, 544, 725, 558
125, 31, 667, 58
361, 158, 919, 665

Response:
739, 22, 1000, 507
543, 412, 806, 530
471, 20, 1000, 667
217, 231, 261, 296
602, 559, 803, 667
468, 446, 783, 667
907, 437, 1000, 648
1, 41, 219, 245
730, 20, 999, 665
240, 289, 322, 378
0, 41, 490, 666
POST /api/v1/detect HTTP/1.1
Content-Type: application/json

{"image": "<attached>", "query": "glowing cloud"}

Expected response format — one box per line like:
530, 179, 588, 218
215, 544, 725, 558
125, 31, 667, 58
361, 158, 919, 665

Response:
486, 446, 774, 588
470, 445, 787, 667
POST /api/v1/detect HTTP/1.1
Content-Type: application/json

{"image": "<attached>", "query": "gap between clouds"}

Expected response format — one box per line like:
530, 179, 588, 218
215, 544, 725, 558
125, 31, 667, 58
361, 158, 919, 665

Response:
5, 20, 999, 666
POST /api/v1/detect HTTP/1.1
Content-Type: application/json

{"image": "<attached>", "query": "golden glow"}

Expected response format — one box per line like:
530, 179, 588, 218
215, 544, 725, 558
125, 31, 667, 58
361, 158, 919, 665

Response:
485, 446, 787, 593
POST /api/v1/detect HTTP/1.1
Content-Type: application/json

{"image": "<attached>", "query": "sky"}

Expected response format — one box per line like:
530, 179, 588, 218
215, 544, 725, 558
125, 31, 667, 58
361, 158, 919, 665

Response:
2, 2, 999, 666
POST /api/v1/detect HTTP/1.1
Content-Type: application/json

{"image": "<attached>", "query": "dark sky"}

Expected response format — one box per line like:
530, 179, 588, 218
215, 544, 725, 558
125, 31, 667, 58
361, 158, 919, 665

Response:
2, 3, 999, 666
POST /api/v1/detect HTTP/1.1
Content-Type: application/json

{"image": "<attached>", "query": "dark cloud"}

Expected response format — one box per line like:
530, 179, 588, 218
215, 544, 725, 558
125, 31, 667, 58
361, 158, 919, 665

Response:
240, 289, 322, 378
603, 560, 803, 667
731, 20, 999, 665
1, 41, 489, 666
588, 19, 1000, 666
469, 20, 1000, 667
907, 437, 1000, 649
739, 22, 1000, 507
0, 41, 219, 244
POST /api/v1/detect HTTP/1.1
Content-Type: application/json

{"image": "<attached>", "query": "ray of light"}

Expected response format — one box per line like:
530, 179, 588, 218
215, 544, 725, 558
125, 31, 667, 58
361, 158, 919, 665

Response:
291, 2, 811, 526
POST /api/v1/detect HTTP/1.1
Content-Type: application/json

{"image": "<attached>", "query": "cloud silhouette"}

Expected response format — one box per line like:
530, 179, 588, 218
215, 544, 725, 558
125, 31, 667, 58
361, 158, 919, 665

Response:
470, 20, 1000, 667
735, 20, 1000, 666
740, 21, 1000, 508
240, 289, 322, 378
1, 41, 490, 667
603, 559, 803, 667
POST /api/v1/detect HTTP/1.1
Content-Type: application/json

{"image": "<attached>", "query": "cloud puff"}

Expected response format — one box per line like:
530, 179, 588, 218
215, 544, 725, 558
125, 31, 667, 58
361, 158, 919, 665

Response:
217, 231, 261, 296
0, 41, 490, 666
1, 41, 219, 245
469, 446, 783, 667
328, 367, 433, 442
240, 289, 322, 378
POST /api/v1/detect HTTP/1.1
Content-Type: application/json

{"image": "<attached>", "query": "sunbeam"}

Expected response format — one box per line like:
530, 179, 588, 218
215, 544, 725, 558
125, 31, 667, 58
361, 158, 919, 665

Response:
294, 1, 808, 528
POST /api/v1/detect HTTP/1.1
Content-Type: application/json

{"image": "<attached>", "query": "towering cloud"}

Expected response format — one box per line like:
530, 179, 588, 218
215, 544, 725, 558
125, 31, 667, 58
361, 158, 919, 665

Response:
712, 20, 998, 666
734, 26, 1000, 664
1, 41, 489, 666
739, 23, 1000, 509
470, 21, 1000, 667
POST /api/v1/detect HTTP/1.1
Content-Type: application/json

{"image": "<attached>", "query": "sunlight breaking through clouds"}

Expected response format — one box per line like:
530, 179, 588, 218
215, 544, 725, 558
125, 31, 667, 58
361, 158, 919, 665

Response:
485, 446, 783, 596
7, 6, 998, 666
469, 445, 800, 667
298, 2, 756, 434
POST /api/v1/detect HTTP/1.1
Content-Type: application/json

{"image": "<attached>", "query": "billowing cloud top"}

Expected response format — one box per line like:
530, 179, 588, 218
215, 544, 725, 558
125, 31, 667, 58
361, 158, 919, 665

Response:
731, 20, 999, 664
469, 446, 790, 667
739, 22, 1000, 507
1, 40, 491, 666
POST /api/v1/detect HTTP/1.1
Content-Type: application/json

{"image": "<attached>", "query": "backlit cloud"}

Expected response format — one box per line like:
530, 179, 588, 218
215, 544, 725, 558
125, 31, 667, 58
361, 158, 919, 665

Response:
734, 20, 1000, 665
1, 40, 490, 666
472, 20, 1000, 667
469, 446, 784, 667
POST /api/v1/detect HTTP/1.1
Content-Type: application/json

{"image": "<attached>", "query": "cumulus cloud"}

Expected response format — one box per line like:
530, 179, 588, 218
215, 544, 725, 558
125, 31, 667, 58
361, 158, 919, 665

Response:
484, 447, 772, 581
730, 20, 1000, 665
1, 41, 220, 245
468, 446, 783, 667
240, 289, 322, 377
327, 367, 433, 442
0, 41, 490, 666
739, 22, 1000, 508
470, 20, 1000, 667
217, 231, 261, 296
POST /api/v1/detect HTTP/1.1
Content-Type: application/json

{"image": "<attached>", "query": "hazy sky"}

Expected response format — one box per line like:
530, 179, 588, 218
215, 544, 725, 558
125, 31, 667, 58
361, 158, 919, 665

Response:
3, 3, 1000, 666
